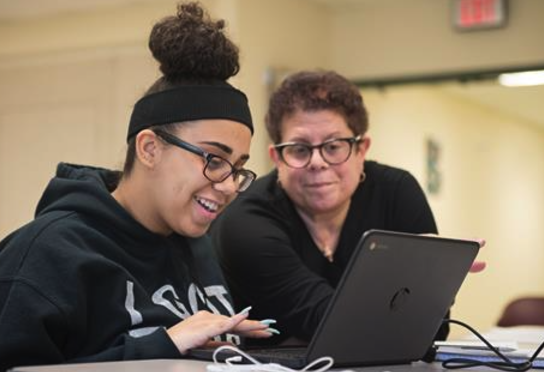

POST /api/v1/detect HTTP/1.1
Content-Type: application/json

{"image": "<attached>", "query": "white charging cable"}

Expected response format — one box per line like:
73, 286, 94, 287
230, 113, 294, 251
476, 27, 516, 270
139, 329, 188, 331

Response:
206, 345, 353, 372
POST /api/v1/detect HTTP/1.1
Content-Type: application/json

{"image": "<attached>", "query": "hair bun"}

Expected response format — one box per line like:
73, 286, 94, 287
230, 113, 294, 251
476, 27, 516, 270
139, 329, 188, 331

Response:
148, 2, 240, 82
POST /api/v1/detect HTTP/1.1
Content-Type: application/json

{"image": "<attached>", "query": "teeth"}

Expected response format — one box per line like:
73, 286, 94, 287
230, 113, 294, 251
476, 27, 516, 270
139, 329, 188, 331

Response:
195, 197, 219, 212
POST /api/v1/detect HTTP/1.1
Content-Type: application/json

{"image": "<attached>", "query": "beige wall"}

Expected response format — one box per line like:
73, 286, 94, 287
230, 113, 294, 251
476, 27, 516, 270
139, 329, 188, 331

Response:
364, 85, 544, 336
0, 48, 158, 235
329, 0, 544, 79
1, 0, 544, 338
0, 0, 184, 55
226, 0, 333, 172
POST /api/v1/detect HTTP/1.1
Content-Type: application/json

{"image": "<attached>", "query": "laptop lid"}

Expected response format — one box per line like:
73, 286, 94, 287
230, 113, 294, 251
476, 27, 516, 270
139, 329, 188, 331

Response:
189, 229, 479, 368
306, 229, 479, 366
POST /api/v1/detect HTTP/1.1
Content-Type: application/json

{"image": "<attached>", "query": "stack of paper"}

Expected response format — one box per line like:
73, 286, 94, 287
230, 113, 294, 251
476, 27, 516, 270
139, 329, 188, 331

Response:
436, 340, 521, 355
473, 326, 544, 344
434, 331, 544, 369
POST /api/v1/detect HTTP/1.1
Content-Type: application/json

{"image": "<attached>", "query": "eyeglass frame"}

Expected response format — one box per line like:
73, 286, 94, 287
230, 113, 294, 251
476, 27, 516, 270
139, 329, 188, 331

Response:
273, 135, 362, 169
153, 129, 257, 192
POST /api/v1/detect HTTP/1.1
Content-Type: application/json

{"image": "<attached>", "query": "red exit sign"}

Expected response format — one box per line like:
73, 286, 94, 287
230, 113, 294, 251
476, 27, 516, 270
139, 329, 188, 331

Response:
452, 0, 508, 31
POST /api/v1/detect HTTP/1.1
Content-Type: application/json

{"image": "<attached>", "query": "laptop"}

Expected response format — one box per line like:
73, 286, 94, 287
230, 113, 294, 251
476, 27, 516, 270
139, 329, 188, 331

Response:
190, 229, 480, 368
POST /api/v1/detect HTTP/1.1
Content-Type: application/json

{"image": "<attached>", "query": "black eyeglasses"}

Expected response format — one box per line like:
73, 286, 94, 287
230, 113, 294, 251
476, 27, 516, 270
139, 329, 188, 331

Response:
274, 136, 362, 169
154, 129, 256, 192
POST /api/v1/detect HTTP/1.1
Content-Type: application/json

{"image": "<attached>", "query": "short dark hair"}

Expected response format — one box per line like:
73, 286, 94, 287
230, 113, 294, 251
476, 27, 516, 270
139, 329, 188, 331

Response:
265, 70, 369, 144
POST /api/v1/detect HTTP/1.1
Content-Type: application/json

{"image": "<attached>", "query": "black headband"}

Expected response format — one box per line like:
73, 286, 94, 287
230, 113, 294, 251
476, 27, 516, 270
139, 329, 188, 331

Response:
127, 84, 253, 142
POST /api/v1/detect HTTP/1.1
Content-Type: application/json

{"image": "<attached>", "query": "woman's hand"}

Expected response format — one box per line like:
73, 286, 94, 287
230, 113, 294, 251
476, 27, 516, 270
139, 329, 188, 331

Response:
232, 317, 278, 338
166, 309, 273, 354
470, 238, 486, 273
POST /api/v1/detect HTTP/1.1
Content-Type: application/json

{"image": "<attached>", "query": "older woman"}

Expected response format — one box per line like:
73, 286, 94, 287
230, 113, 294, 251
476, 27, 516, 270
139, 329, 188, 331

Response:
211, 70, 479, 346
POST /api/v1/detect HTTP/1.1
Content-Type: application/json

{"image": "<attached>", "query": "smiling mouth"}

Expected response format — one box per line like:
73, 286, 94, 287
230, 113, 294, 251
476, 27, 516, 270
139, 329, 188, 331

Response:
307, 182, 332, 188
195, 196, 220, 213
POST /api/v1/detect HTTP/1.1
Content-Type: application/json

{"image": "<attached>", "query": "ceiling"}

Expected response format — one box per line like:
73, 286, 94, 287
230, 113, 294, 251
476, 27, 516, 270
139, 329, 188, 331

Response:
439, 81, 544, 128
0, 0, 542, 128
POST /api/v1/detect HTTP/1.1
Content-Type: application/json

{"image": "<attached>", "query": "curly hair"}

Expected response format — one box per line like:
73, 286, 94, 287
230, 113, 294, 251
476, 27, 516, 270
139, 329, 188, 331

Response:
265, 70, 369, 144
147, 1, 239, 88
124, 1, 241, 174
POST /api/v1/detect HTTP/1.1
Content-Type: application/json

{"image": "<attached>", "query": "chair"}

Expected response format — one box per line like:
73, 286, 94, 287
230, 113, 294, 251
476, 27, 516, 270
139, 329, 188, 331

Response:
497, 297, 544, 327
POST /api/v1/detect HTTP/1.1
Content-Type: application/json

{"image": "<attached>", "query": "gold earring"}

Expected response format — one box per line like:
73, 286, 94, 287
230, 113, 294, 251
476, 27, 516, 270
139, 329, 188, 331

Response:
360, 171, 366, 183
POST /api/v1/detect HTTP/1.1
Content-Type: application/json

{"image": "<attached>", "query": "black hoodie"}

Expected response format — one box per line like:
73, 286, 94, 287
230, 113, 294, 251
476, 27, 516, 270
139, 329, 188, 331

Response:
0, 163, 236, 371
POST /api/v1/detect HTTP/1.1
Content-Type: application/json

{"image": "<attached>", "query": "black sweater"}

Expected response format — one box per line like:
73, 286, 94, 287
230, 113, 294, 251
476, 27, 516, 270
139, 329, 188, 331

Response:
211, 161, 447, 345
0, 163, 236, 371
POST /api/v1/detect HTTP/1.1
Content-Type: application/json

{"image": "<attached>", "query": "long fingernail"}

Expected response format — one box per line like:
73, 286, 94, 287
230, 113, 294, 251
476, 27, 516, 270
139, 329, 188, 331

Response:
266, 327, 281, 335
237, 306, 252, 315
260, 319, 277, 325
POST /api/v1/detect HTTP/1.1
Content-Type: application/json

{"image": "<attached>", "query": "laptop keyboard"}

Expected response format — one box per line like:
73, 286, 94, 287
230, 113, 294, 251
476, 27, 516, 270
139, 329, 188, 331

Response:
246, 347, 307, 364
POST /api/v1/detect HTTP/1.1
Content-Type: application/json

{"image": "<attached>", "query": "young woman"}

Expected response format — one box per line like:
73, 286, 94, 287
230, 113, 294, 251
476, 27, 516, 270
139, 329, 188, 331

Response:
0, 2, 273, 370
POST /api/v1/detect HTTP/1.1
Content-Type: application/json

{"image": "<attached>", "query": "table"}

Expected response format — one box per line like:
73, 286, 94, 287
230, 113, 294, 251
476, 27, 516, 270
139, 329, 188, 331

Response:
10, 359, 531, 372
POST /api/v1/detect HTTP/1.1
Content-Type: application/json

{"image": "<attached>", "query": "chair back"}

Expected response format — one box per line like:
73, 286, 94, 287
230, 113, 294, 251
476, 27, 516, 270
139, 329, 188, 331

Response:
497, 297, 544, 327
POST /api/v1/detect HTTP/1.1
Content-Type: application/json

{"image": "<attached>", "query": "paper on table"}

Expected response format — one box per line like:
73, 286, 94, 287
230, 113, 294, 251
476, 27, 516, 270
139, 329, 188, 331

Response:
434, 340, 518, 352
465, 326, 544, 345
434, 340, 532, 359
435, 352, 544, 369
434, 340, 519, 353
435, 326, 544, 368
